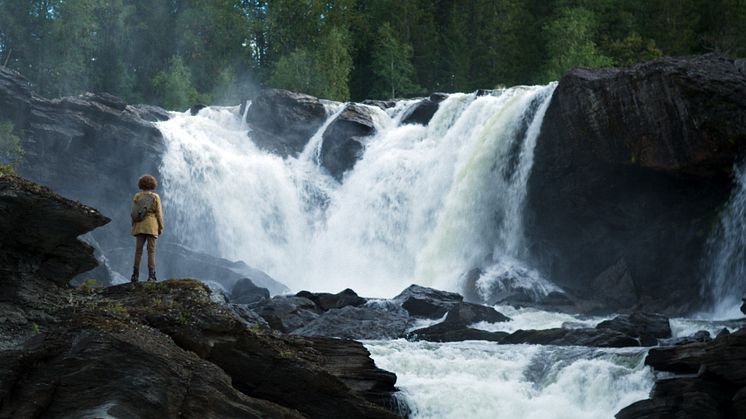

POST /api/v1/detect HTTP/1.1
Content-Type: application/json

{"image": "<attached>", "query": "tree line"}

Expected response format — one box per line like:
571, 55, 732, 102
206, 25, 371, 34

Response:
0, 0, 744, 109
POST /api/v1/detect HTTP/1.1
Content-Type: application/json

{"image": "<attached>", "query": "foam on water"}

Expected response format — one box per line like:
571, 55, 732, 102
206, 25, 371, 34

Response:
365, 340, 654, 419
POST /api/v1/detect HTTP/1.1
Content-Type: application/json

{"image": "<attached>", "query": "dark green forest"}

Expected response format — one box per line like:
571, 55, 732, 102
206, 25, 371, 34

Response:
0, 0, 744, 109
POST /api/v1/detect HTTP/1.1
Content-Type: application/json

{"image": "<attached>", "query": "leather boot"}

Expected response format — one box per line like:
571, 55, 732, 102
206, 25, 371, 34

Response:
130, 267, 139, 283
147, 269, 157, 282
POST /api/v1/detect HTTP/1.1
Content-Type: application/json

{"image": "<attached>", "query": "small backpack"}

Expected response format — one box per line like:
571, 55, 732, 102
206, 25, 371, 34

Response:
131, 193, 155, 222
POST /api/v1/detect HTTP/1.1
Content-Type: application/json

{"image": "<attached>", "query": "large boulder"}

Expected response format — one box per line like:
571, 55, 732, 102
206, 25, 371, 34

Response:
400, 93, 448, 126
407, 302, 510, 343
245, 88, 327, 156
0, 174, 109, 348
231, 278, 270, 304
617, 328, 746, 418
320, 103, 377, 180
596, 311, 672, 345
253, 295, 320, 333
393, 284, 463, 319
527, 54, 746, 314
296, 288, 367, 311
0, 325, 302, 419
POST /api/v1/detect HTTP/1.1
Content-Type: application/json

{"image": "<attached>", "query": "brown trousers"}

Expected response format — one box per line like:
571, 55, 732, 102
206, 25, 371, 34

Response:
133, 234, 157, 272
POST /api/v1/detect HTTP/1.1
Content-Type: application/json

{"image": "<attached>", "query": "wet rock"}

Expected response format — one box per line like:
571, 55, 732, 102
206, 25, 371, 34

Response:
189, 103, 207, 115
527, 54, 746, 314
659, 330, 712, 347
361, 99, 396, 110
618, 334, 746, 418
320, 103, 377, 180
596, 311, 672, 345
407, 302, 510, 343
293, 301, 412, 340
253, 295, 320, 332
296, 288, 367, 311
741, 293, 746, 315
400, 93, 447, 126
245, 88, 327, 156
393, 284, 463, 319
408, 326, 507, 343
443, 302, 510, 326
231, 278, 270, 304
617, 328, 746, 419
501, 328, 640, 348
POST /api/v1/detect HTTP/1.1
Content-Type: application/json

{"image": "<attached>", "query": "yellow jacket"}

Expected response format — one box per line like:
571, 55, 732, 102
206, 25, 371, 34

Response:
131, 191, 164, 237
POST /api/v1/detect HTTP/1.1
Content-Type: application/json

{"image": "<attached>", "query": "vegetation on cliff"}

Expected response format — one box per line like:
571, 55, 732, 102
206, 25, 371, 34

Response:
0, 0, 744, 106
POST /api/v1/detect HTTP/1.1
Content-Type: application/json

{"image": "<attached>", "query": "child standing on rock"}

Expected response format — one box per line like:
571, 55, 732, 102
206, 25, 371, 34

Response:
130, 174, 164, 283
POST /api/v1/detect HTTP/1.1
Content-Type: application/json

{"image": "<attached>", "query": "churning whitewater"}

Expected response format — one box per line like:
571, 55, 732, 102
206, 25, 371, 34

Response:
157, 85, 557, 298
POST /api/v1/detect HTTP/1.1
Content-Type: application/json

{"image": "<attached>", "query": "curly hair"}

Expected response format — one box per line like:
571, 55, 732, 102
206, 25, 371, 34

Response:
138, 174, 158, 191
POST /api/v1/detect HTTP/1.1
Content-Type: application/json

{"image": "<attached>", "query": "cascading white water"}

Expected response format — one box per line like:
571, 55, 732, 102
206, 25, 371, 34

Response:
365, 340, 654, 419
157, 84, 556, 297
702, 162, 746, 319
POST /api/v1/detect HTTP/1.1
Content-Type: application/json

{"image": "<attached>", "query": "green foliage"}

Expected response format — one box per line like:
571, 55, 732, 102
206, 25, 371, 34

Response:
270, 48, 324, 97
604, 34, 663, 66
370, 23, 422, 99
1, 0, 745, 101
0, 121, 23, 168
152, 56, 204, 111
543, 7, 614, 81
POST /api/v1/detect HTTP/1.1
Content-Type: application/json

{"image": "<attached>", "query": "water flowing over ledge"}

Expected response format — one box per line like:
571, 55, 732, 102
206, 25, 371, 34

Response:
157, 84, 557, 297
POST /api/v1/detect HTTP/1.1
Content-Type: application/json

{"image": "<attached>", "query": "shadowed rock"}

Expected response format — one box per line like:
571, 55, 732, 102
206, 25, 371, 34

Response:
400, 93, 448, 126
245, 88, 327, 156
393, 284, 463, 319
527, 54, 746, 315
320, 103, 377, 180
617, 328, 746, 418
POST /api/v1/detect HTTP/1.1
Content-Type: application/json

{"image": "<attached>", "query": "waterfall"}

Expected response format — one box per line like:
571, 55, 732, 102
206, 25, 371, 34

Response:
157, 84, 556, 297
702, 162, 746, 319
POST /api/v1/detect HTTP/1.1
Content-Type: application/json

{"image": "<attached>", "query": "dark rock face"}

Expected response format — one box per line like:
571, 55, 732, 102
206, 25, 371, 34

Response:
296, 288, 367, 311
0, 174, 109, 348
400, 93, 448, 126
231, 277, 270, 304
320, 103, 377, 180
0, 326, 302, 419
407, 302, 510, 343
527, 54, 746, 314
597, 312, 672, 345
394, 284, 463, 319
245, 88, 327, 156
617, 328, 746, 419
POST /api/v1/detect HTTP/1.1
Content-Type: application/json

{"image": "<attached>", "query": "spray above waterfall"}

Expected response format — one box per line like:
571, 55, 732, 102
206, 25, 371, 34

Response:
157, 85, 557, 298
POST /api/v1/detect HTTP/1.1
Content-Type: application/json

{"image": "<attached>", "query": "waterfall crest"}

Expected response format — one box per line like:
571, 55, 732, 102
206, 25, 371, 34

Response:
157, 85, 556, 297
